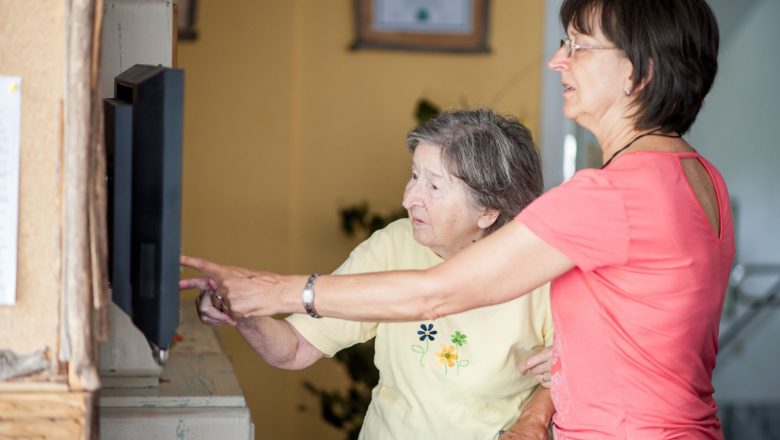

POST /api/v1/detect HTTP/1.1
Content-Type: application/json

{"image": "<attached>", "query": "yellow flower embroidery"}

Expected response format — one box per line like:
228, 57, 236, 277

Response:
436, 345, 459, 368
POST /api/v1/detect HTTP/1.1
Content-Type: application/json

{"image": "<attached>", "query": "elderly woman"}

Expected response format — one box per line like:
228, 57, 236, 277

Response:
183, 109, 555, 439
183, 0, 733, 437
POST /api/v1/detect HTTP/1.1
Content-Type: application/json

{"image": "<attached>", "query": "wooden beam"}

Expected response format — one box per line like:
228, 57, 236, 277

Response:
63, 0, 102, 392
0, 392, 92, 438
89, 0, 110, 344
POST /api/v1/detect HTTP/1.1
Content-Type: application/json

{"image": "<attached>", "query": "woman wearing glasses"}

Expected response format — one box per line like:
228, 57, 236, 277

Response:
183, 0, 733, 438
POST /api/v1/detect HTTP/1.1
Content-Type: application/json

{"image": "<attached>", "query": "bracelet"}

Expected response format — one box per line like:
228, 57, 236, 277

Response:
301, 273, 321, 318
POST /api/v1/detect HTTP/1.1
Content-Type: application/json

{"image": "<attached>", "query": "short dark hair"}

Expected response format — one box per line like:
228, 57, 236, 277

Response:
560, 0, 719, 134
406, 108, 543, 235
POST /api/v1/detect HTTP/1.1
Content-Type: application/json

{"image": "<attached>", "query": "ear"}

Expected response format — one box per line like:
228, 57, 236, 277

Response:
477, 208, 500, 231
626, 58, 653, 95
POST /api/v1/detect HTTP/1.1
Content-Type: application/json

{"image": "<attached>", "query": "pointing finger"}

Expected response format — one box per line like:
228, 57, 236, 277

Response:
179, 277, 213, 291
180, 255, 226, 279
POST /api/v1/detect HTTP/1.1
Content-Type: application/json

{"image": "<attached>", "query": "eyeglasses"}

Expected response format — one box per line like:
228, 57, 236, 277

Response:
559, 38, 617, 58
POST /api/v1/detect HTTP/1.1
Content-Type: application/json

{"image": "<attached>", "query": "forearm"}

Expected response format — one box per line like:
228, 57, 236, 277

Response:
268, 223, 571, 322
312, 270, 447, 321
518, 386, 555, 427
195, 222, 573, 322
235, 315, 323, 370
501, 386, 554, 439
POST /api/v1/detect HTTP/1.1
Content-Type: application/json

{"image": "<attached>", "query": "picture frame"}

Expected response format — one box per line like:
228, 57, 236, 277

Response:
351, 0, 490, 53
175, 0, 198, 41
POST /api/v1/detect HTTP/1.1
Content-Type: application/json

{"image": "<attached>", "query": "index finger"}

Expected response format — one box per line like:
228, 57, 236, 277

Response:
180, 255, 227, 279
179, 277, 214, 291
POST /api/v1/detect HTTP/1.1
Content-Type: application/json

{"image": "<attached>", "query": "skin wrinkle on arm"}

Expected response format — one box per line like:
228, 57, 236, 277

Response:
521, 387, 555, 425
234, 316, 325, 370
502, 386, 555, 439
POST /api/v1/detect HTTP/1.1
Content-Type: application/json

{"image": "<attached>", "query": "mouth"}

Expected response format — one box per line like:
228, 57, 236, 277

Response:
561, 82, 575, 93
409, 215, 427, 226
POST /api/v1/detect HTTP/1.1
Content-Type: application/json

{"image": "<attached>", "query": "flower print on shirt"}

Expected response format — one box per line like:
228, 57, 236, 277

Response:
451, 330, 467, 346
412, 323, 436, 366
449, 330, 470, 374
417, 323, 437, 341
437, 345, 459, 369
411, 324, 470, 375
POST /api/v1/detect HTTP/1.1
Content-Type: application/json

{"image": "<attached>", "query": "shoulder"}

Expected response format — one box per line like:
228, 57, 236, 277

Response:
564, 168, 617, 191
521, 168, 624, 220
377, 217, 413, 239
336, 218, 439, 274
354, 218, 415, 253
368, 218, 437, 264
517, 169, 631, 271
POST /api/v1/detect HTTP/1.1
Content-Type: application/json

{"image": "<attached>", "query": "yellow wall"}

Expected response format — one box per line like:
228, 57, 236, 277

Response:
178, 0, 544, 438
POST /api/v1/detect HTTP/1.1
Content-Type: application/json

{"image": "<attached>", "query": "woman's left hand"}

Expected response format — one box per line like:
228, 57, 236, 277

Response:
180, 255, 282, 320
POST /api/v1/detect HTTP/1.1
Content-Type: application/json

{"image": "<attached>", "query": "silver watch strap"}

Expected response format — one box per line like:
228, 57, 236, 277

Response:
301, 273, 321, 318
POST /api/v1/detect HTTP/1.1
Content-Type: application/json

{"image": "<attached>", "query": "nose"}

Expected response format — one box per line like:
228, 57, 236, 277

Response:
547, 45, 569, 72
402, 179, 421, 210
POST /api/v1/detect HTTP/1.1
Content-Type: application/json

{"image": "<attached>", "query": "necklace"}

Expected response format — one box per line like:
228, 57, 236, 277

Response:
601, 129, 682, 169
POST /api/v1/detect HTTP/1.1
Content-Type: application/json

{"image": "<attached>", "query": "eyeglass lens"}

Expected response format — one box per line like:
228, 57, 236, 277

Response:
559, 38, 572, 57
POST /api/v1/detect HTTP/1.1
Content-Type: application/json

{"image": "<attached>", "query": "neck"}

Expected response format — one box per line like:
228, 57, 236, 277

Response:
599, 129, 640, 164
602, 128, 686, 169
434, 231, 485, 260
590, 120, 639, 164
599, 126, 684, 161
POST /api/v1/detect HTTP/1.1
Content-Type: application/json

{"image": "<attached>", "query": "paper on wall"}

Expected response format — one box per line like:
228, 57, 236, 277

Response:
0, 76, 21, 306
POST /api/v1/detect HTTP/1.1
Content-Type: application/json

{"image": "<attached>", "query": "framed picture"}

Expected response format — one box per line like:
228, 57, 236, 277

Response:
351, 0, 490, 53
175, 0, 198, 41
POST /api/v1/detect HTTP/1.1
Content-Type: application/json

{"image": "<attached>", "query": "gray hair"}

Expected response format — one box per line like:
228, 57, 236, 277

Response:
406, 108, 543, 235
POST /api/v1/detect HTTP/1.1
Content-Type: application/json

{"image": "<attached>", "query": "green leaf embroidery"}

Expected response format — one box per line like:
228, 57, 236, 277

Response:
451, 330, 468, 347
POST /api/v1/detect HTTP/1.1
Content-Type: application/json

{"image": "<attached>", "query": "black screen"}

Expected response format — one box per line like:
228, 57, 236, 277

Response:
105, 64, 184, 355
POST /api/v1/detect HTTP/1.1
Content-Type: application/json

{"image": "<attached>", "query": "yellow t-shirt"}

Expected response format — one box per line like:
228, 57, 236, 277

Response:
287, 219, 553, 439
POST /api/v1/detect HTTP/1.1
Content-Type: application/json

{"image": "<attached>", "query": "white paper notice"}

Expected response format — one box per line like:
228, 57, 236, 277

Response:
0, 76, 21, 306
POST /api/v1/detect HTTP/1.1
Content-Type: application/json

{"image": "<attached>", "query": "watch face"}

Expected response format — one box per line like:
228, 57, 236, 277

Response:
302, 274, 321, 318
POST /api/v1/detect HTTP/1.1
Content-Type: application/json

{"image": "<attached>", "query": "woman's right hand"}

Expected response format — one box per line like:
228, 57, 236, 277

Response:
181, 276, 238, 327
520, 346, 553, 388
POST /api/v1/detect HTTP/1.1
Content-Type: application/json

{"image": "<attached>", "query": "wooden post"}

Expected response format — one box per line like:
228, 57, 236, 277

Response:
0, 0, 106, 437
63, 0, 106, 393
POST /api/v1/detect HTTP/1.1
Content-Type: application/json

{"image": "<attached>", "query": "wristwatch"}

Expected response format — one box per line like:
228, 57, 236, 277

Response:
301, 273, 321, 318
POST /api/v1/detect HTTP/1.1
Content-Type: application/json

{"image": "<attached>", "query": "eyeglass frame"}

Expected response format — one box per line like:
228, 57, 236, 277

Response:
559, 37, 618, 58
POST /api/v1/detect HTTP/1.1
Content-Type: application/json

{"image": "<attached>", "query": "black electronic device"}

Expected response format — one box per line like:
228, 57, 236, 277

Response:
104, 64, 184, 364
105, 98, 134, 313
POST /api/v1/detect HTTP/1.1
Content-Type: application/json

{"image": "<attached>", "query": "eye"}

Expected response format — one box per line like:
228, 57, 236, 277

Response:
411, 171, 418, 180
431, 183, 439, 190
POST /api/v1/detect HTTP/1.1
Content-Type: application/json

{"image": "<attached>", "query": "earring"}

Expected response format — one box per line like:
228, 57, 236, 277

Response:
625, 88, 631, 96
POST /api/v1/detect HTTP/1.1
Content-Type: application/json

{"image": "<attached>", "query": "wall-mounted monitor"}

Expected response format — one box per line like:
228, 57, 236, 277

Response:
105, 64, 184, 364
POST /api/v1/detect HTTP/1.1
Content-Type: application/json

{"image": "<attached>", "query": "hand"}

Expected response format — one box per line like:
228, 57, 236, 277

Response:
180, 255, 282, 320
198, 290, 238, 326
182, 276, 239, 326
520, 346, 553, 388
